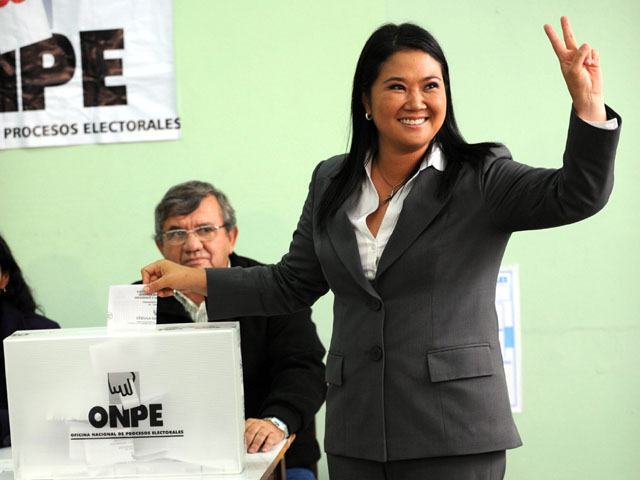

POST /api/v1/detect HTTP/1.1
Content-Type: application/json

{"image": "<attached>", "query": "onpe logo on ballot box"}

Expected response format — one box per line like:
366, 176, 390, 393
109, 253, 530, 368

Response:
88, 371, 164, 429
108, 371, 140, 404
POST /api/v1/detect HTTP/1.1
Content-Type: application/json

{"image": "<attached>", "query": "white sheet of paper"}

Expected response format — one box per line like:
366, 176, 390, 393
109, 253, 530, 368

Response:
107, 286, 157, 331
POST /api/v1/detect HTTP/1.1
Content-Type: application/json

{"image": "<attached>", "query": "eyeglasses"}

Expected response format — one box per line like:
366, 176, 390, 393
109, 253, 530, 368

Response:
161, 224, 228, 245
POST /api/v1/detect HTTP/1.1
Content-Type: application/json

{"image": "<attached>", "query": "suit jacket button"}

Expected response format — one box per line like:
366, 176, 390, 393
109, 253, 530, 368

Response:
370, 346, 383, 361
367, 298, 382, 311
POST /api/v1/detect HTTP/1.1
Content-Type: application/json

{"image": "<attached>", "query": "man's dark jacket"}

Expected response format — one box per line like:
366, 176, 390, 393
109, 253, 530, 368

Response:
149, 253, 326, 469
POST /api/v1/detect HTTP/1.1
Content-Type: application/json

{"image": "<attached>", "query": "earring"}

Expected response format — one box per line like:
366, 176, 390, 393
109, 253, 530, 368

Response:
365, 112, 372, 121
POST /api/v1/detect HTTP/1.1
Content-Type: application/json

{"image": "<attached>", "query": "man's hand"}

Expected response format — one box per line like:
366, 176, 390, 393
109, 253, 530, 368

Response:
544, 16, 606, 122
141, 259, 207, 297
245, 418, 285, 454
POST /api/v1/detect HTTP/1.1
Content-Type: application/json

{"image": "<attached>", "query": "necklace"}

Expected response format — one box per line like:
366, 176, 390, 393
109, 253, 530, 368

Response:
375, 159, 405, 199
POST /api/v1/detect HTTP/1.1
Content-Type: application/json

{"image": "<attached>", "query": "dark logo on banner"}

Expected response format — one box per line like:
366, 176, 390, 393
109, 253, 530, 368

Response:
88, 371, 163, 429
108, 371, 139, 404
1, 29, 126, 112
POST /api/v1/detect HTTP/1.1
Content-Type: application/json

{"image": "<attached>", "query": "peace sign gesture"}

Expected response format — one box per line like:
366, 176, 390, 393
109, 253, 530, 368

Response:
544, 16, 606, 122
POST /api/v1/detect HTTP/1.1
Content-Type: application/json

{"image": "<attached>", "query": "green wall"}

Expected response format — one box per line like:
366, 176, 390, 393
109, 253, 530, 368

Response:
1, 1, 638, 478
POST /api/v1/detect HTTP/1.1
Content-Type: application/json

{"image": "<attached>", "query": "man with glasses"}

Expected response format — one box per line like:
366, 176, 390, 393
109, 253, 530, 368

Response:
144, 181, 326, 480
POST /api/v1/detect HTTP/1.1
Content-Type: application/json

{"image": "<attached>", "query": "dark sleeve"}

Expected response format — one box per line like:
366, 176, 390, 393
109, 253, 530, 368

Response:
206, 161, 331, 319
0, 410, 9, 447
257, 307, 326, 435
481, 106, 621, 232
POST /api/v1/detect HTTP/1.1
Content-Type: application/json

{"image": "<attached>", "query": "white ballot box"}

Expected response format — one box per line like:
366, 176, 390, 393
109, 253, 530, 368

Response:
3, 323, 245, 479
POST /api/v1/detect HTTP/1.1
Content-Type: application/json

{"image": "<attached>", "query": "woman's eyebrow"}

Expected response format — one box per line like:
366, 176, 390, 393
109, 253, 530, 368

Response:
382, 75, 442, 84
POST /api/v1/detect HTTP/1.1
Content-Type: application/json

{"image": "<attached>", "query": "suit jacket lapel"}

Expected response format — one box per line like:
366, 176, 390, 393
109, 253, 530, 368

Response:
376, 167, 450, 279
326, 202, 378, 297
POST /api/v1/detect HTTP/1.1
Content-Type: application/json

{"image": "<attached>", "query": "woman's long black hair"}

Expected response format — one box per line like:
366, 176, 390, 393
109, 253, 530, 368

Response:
0, 234, 38, 314
317, 23, 500, 227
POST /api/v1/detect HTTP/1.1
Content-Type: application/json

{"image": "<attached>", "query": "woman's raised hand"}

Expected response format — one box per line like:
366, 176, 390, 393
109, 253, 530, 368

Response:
544, 16, 606, 122
141, 259, 207, 297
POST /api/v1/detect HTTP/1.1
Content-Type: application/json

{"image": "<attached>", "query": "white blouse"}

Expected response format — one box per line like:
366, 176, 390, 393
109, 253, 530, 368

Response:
346, 145, 445, 280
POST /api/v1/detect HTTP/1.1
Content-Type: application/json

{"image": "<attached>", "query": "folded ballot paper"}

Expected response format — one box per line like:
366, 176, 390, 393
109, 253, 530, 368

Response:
107, 285, 158, 331
4, 320, 246, 478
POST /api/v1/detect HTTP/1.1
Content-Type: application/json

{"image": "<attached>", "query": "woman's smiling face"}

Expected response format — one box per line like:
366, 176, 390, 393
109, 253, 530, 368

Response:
363, 49, 447, 157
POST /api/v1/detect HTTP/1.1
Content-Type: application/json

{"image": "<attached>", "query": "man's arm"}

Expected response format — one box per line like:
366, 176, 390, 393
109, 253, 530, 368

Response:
245, 307, 326, 453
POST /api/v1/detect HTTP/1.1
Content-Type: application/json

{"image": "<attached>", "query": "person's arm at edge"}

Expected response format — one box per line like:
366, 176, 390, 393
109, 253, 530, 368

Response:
245, 306, 326, 454
260, 308, 327, 432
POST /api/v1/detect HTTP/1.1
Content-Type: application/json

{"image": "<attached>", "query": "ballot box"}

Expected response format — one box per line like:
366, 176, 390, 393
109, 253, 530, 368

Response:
3, 323, 245, 479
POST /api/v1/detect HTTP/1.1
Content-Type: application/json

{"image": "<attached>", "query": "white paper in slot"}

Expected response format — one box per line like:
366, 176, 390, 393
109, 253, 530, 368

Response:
107, 285, 157, 331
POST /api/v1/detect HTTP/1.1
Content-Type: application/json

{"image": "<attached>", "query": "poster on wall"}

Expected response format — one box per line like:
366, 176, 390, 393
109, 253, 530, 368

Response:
0, 0, 180, 150
496, 265, 523, 413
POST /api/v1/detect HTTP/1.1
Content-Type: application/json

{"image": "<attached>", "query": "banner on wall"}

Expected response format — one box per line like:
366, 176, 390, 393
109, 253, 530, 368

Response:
0, 0, 180, 150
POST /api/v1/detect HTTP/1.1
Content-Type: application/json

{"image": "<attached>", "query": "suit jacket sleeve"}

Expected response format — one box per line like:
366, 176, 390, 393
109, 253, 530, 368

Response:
206, 161, 332, 319
481, 106, 621, 232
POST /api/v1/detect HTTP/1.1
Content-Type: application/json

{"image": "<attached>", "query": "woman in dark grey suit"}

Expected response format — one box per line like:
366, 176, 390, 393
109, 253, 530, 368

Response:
142, 17, 621, 480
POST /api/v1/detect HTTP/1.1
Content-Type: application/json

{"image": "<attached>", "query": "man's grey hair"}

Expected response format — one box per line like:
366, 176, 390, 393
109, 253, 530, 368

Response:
154, 180, 237, 243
